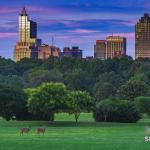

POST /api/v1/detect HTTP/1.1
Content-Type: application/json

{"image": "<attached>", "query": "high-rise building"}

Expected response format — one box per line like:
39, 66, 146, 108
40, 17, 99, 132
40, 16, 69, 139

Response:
106, 36, 126, 59
19, 8, 37, 44
135, 13, 150, 59
94, 40, 106, 60
62, 46, 82, 58
38, 44, 60, 59
14, 8, 41, 62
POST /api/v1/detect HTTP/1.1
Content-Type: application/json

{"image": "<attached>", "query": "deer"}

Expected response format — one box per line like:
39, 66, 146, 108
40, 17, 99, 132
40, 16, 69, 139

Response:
37, 127, 46, 135
20, 127, 31, 136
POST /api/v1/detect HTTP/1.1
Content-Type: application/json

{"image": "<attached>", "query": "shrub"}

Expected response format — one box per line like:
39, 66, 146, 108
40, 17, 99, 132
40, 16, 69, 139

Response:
93, 99, 141, 123
135, 96, 150, 115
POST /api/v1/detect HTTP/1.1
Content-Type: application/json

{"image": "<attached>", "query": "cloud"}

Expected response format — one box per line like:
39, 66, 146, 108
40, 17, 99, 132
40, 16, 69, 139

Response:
0, 32, 18, 39
26, 5, 71, 15
68, 29, 100, 34
0, 7, 17, 14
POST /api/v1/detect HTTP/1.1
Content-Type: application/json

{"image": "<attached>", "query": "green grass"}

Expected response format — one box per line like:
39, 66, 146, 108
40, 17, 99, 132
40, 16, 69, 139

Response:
55, 113, 94, 122
0, 113, 150, 150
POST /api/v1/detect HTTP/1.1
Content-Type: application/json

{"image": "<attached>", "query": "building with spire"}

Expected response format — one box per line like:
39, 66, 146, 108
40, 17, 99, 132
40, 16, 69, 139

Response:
14, 7, 41, 62
135, 13, 150, 59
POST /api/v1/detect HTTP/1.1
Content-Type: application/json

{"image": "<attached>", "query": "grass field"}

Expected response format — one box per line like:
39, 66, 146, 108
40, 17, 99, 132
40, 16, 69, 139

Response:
0, 113, 150, 150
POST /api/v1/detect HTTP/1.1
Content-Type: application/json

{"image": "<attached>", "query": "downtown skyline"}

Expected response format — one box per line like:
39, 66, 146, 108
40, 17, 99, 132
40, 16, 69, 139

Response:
0, 0, 150, 59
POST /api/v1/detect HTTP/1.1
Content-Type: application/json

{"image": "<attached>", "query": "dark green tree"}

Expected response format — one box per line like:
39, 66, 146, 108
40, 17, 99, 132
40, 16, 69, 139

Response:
26, 82, 68, 121
93, 99, 140, 123
24, 68, 63, 87
118, 80, 148, 101
135, 96, 150, 115
93, 82, 116, 101
0, 85, 27, 120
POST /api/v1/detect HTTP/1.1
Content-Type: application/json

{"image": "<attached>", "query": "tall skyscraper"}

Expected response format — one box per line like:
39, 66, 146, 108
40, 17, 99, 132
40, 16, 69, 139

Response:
19, 8, 37, 44
14, 8, 41, 62
135, 13, 150, 59
94, 40, 106, 60
106, 36, 126, 59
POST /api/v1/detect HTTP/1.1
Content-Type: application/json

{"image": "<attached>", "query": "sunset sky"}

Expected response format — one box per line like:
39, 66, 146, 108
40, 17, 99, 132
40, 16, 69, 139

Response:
0, 0, 150, 59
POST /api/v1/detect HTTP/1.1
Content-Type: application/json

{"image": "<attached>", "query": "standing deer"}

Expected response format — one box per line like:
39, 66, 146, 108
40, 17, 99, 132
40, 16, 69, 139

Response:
20, 127, 31, 135
37, 127, 46, 135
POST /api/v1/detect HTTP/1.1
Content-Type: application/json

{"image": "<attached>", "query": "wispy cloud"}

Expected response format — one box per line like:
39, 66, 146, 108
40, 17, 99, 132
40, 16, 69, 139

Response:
68, 29, 100, 34
0, 7, 17, 14
0, 32, 18, 39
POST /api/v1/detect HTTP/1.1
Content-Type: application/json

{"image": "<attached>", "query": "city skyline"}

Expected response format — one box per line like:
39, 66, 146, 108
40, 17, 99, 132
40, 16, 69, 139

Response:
0, 0, 150, 59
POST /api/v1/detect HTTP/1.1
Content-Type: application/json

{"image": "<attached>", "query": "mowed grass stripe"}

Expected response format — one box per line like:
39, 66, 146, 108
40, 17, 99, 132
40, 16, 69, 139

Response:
0, 113, 150, 150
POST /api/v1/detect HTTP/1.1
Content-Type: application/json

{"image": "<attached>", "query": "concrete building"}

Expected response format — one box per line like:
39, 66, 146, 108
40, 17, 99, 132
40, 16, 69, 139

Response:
62, 46, 82, 58
94, 40, 106, 60
106, 36, 126, 59
135, 13, 150, 59
38, 44, 60, 59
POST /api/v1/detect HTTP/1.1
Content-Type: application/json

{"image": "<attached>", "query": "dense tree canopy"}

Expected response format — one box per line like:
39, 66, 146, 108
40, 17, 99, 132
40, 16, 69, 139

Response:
135, 96, 150, 115
118, 80, 148, 101
0, 56, 150, 121
0, 84, 27, 120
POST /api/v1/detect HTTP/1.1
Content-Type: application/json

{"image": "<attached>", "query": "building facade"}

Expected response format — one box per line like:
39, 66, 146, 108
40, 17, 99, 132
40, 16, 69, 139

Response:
135, 13, 150, 59
38, 44, 60, 59
19, 8, 37, 44
106, 36, 126, 59
62, 46, 82, 58
94, 40, 106, 60
14, 8, 41, 62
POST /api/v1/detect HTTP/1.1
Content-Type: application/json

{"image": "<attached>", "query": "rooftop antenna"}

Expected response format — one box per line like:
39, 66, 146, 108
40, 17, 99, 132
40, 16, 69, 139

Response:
52, 36, 54, 46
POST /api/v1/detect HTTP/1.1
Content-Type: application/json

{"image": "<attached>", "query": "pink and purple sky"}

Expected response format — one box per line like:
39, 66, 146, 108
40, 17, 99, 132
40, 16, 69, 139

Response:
0, 0, 149, 59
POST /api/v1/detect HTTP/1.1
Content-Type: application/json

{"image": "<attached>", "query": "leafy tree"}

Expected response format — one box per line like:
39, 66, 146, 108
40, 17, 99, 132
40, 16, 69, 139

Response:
26, 82, 68, 121
0, 75, 24, 89
65, 69, 90, 91
93, 82, 116, 101
0, 57, 17, 75
118, 80, 148, 101
15, 58, 43, 75
118, 56, 133, 71
93, 99, 140, 123
67, 91, 93, 123
57, 57, 76, 73
96, 71, 123, 89
24, 68, 63, 87
0, 85, 27, 120
135, 96, 150, 115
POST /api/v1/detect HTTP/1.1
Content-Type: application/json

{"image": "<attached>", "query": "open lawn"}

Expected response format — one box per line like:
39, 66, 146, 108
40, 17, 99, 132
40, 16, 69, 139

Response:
0, 113, 150, 150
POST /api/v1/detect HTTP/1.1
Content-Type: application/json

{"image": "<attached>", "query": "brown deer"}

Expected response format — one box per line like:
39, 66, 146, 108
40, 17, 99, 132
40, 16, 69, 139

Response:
20, 127, 31, 135
37, 127, 46, 135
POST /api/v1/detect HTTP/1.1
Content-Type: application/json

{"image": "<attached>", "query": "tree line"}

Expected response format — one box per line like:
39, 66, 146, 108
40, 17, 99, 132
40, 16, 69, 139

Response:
0, 56, 150, 122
